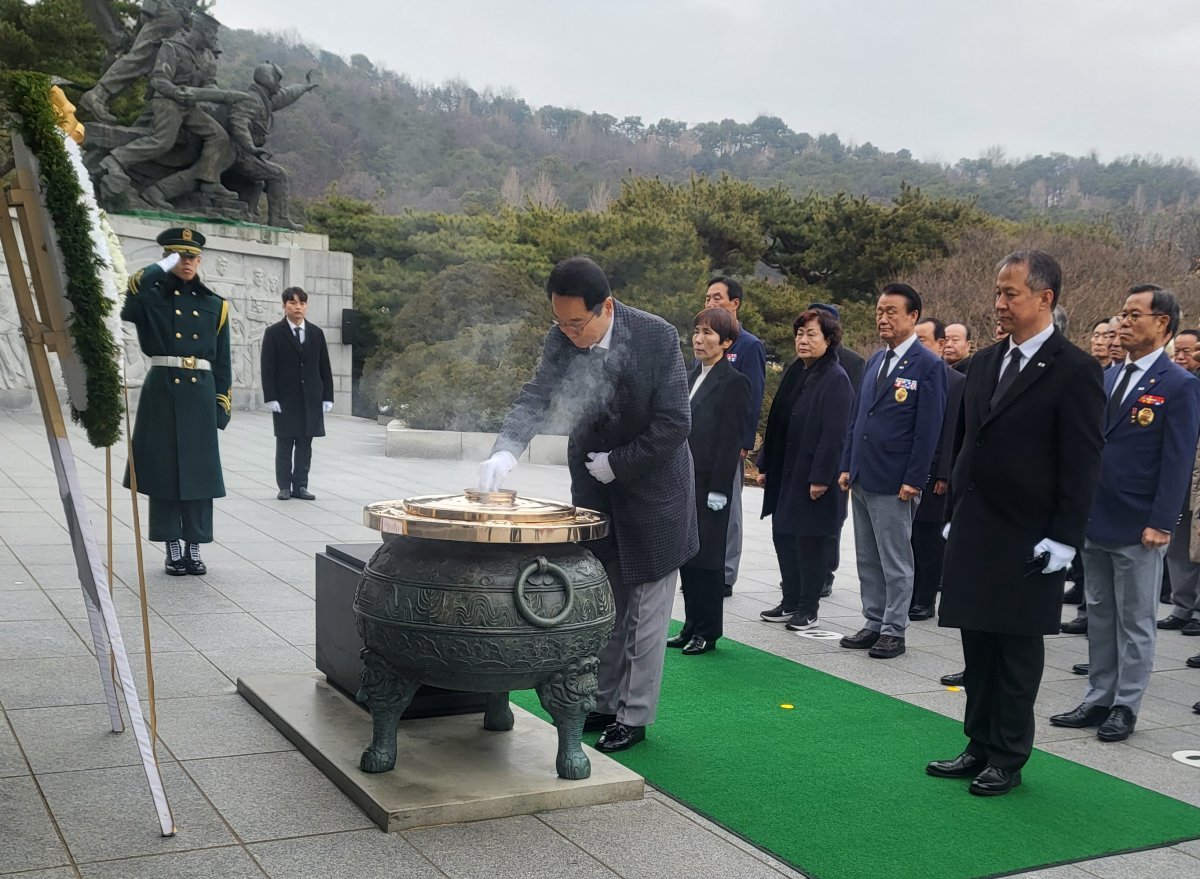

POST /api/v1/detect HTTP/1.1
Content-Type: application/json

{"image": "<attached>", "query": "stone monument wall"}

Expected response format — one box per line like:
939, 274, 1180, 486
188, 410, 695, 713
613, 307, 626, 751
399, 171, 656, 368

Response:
0, 214, 354, 415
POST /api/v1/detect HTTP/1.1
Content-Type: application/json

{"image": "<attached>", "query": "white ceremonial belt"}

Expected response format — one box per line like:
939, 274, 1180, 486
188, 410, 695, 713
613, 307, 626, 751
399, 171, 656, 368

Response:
150, 356, 211, 370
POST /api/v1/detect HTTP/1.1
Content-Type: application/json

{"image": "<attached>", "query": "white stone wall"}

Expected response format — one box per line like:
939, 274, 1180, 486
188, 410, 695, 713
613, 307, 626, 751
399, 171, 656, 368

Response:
0, 214, 355, 415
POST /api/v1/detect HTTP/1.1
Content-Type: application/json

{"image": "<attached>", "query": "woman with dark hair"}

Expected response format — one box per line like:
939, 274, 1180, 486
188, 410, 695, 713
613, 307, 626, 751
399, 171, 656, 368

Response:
756, 309, 854, 629
667, 307, 751, 654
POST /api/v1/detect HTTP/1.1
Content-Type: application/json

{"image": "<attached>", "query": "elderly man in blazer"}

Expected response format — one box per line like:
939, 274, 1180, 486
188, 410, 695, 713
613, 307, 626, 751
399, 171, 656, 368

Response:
930, 250, 1105, 796
1050, 285, 1200, 742
838, 283, 947, 659
478, 256, 698, 753
261, 287, 334, 500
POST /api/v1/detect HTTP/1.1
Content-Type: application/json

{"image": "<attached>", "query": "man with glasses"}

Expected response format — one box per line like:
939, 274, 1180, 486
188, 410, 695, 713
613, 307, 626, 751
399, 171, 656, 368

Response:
478, 256, 697, 754
1050, 285, 1200, 743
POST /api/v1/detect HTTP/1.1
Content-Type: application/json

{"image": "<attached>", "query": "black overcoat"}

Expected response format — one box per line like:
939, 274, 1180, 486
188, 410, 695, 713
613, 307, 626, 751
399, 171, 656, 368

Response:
494, 301, 699, 585
685, 358, 751, 570
121, 263, 232, 501
758, 351, 853, 537
260, 320, 334, 438
915, 365, 966, 523
938, 330, 1105, 636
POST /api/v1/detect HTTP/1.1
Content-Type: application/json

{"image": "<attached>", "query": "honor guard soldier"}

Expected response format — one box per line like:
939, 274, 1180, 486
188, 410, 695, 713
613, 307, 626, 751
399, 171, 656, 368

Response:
122, 227, 232, 575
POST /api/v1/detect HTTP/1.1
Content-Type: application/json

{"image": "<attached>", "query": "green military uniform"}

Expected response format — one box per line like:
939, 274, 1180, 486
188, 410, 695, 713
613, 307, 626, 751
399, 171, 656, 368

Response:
121, 227, 231, 572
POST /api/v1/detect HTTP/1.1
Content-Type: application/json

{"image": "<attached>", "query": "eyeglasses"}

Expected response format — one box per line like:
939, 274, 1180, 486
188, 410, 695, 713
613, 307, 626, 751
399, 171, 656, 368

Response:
552, 310, 599, 335
1117, 311, 1166, 323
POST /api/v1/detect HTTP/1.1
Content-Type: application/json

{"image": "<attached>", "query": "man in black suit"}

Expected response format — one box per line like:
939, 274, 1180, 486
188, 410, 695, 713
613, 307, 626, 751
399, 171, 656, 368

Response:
261, 287, 334, 501
944, 322, 973, 373
928, 250, 1105, 796
479, 257, 698, 753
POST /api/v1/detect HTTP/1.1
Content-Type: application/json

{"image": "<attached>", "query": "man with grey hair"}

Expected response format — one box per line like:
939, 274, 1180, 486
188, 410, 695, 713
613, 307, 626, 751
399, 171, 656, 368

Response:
1051, 284, 1200, 742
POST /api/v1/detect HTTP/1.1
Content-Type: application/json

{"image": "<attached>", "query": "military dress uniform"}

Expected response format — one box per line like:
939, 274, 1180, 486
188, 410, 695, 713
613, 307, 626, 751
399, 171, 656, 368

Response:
121, 227, 231, 574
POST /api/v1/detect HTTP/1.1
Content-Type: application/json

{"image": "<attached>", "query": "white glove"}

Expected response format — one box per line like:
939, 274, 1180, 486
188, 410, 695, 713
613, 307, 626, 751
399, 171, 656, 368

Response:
322, 401, 333, 414
1033, 537, 1076, 574
265, 400, 281, 413
155, 252, 181, 271
707, 492, 727, 511
942, 523, 951, 540
477, 449, 517, 491
584, 451, 616, 484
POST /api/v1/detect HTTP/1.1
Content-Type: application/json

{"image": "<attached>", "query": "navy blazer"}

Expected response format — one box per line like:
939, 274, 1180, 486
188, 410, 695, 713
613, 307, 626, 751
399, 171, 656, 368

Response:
840, 339, 947, 494
724, 328, 766, 450
1086, 351, 1200, 545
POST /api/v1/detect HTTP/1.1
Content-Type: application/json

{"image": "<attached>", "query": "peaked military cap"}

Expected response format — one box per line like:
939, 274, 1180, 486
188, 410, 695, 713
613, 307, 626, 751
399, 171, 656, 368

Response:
156, 227, 205, 254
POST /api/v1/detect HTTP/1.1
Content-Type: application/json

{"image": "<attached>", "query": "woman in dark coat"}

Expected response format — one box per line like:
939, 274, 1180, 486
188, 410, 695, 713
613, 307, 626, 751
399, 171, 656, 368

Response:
756, 309, 854, 629
667, 308, 751, 655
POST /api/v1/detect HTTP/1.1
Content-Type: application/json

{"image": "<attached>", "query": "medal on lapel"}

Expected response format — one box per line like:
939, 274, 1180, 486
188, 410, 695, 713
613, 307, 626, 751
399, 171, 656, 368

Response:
1136, 408, 1154, 427
895, 388, 908, 402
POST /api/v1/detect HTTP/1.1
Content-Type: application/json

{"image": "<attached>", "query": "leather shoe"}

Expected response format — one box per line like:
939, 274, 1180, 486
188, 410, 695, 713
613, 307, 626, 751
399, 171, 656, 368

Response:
1049, 703, 1109, 728
840, 627, 880, 649
939, 671, 965, 687
596, 722, 645, 753
665, 630, 693, 648
1187, 654, 1200, 669
276, 489, 290, 500
926, 752, 985, 778
1097, 705, 1136, 742
1193, 701, 1199, 714
290, 488, 316, 500
868, 634, 905, 659
1071, 662, 1090, 675
582, 711, 616, 732
1157, 615, 1189, 630
969, 765, 1021, 796
909, 604, 934, 621
1183, 620, 1200, 636
1060, 615, 1087, 634
681, 636, 715, 655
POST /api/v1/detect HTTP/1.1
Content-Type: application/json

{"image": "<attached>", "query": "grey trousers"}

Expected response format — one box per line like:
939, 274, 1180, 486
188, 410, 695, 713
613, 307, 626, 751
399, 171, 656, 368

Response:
1082, 539, 1164, 715
851, 487, 919, 637
595, 565, 678, 727
1166, 510, 1200, 622
724, 459, 744, 587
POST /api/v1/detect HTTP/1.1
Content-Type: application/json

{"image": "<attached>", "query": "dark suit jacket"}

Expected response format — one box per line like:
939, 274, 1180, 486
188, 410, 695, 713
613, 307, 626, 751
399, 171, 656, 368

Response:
760, 351, 853, 537
837, 346, 866, 396
494, 300, 699, 585
724, 328, 766, 450
261, 319, 334, 438
840, 339, 947, 494
685, 359, 751, 569
939, 330, 1105, 635
916, 365, 966, 523
1087, 352, 1200, 545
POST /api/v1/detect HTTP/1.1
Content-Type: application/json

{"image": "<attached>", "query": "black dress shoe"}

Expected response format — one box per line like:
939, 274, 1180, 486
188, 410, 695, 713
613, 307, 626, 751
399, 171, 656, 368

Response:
1188, 654, 1200, 669
1062, 582, 1083, 604
596, 722, 645, 753
1157, 615, 1189, 630
909, 604, 934, 621
290, 488, 316, 500
1193, 701, 1200, 714
926, 752, 985, 778
1049, 703, 1109, 728
582, 712, 616, 732
1071, 662, 1090, 675
840, 627, 880, 649
164, 541, 187, 576
1060, 615, 1087, 634
1183, 620, 1200, 636
665, 630, 693, 648
681, 636, 715, 655
868, 635, 905, 659
277, 489, 290, 500
939, 671, 965, 687
1097, 705, 1136, 742
969, 766, 1021, 796
183, 542, 206, 576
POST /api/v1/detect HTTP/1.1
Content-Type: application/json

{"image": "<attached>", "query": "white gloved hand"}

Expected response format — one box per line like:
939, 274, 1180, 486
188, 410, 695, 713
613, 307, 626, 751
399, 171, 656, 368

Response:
707, 492, 727, 511
584, 451, 616, 484
477, 449, 517, 491
322, 401, 333, 414
155, 252, 181, 272
1033, 537, 1076, 574
265, 400, 281, 413
942, 523, 951, 540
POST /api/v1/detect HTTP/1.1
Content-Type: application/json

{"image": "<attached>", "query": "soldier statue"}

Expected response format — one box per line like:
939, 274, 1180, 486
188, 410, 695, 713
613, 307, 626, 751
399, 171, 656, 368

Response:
121, 227, 232, 576
226, 63, 319, 230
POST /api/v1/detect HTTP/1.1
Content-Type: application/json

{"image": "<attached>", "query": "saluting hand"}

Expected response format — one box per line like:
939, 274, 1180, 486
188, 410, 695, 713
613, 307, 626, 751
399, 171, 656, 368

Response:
1142, 527, 1171, 549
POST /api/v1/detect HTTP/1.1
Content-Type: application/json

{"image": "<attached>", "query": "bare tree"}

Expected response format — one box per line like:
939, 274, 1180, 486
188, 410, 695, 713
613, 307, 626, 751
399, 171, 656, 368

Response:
500, 167, 522, 208
527, 172, 560, 209
586, 180, 613, 214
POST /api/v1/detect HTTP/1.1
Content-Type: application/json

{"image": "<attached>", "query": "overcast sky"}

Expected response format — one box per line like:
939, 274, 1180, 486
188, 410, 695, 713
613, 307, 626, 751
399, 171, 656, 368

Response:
217, 0, 1199, 165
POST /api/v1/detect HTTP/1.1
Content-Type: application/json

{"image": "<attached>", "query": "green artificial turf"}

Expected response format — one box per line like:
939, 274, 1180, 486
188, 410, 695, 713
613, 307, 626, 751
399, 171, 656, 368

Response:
512, 626, 1200, 879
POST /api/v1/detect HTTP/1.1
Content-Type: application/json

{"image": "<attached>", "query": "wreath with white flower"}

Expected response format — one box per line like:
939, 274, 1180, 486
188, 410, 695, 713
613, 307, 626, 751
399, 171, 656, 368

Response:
1, 71, 124, 447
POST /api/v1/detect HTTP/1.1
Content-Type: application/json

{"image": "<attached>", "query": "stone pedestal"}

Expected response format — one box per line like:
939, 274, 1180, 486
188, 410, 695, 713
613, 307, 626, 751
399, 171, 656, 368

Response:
0, 214, 355, 415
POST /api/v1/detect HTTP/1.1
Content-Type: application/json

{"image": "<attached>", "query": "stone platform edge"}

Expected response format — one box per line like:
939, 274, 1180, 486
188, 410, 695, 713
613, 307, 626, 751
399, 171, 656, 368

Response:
385, 422, 567, 465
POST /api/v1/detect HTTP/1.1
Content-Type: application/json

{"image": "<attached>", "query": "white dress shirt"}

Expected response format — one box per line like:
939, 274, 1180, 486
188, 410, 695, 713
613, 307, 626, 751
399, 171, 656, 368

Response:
878, 332, 919, 381
1111, 346, 1165, 407
998, 322, 1055, 381
288, 319, 306, 345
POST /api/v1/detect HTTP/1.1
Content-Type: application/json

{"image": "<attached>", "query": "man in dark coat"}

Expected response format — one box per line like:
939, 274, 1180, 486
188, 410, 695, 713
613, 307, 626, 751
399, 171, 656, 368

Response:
261, 286, 334, 501
122, 226, 232, 575
929, 250, 1105, 796
479, 256, 697, 754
